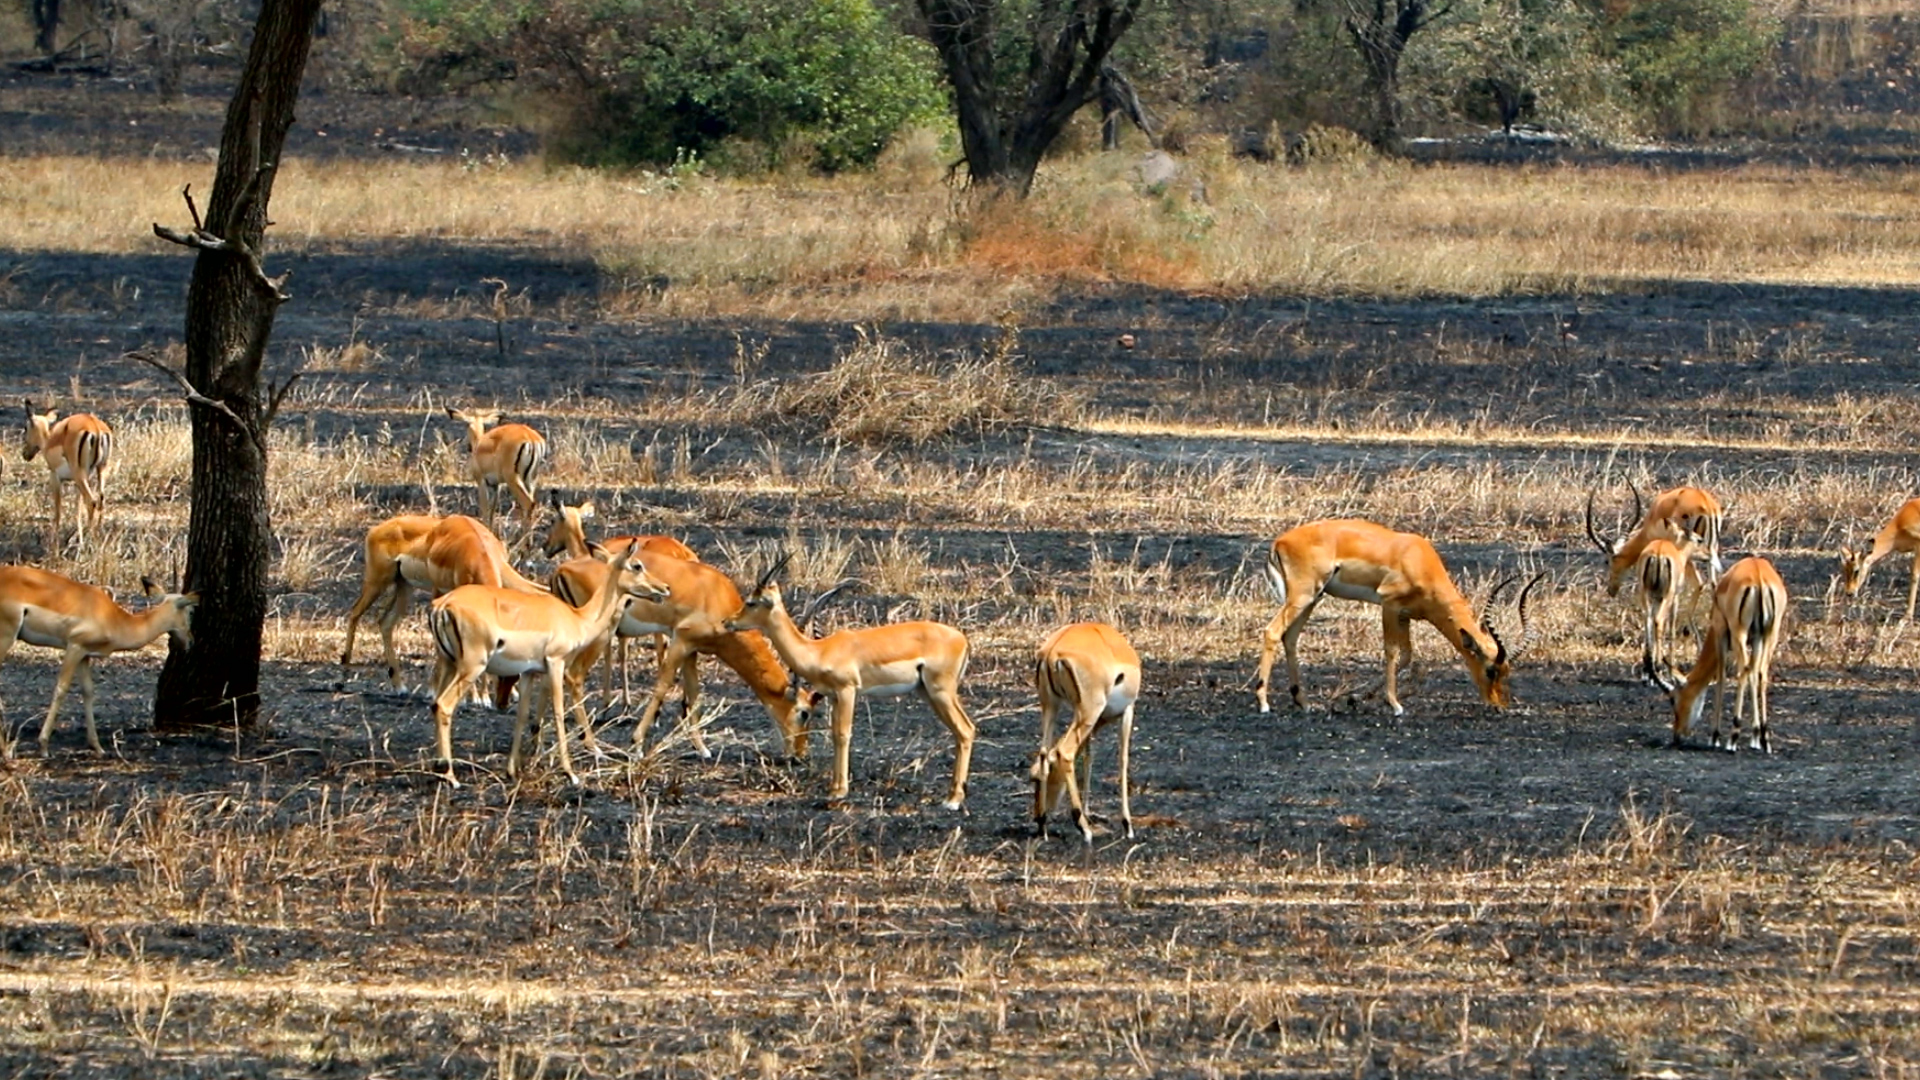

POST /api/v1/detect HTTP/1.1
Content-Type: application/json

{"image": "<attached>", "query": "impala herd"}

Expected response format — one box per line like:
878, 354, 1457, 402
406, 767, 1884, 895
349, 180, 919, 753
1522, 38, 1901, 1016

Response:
0, 402, 1903, 839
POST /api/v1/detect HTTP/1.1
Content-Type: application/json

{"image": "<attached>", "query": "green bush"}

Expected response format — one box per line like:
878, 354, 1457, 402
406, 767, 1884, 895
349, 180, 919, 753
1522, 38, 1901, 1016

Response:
1600, 0, 1778, 136
395, 0, 944, 172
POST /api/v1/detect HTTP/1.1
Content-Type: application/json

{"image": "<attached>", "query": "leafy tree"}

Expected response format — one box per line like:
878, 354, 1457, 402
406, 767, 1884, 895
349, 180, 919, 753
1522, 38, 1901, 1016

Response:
913, 0, 1147, 195
1599, 0, 1776, 136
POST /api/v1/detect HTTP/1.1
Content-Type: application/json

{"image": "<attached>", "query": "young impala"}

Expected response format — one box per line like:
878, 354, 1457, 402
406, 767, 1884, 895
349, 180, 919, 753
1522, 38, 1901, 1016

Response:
542, 495, 698, 694
0, 566, 196, 758
340, 513, 548, 687
1670, 556, 1787, 753
1254, 519, 1538, 716
1838, 496, 1920, 619
23, 400, 112, 549
1031, 622, 1141, 843
1587, 495, 1693, 688
446, 407, 547, 537
427, 541, 668, 785
725, 557, 976, 809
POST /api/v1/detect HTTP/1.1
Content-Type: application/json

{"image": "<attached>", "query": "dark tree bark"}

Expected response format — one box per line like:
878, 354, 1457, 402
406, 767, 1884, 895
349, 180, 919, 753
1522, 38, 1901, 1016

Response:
1098, 63, 1153, 151
1344, 0, 1450, 153
148, 0, 321, 731
915, 0, 1143, 196
30, 0, 60, 55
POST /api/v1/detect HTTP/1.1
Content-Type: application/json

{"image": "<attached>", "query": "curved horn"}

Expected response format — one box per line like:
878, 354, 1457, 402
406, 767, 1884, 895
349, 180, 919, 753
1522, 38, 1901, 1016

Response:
1514, 571, 1546, 655
1627, 480, 1645, 527
751, 551, 792, 597
1584, 490, 1614, 555
795, 579, 856, 630
1480, 574, 1517, 624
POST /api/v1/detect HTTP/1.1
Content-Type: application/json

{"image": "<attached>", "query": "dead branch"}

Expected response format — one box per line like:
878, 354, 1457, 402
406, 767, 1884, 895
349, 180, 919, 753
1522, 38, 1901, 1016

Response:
152, 184, 291, 303
126, 349, 267, 454
263, 369, 304, 428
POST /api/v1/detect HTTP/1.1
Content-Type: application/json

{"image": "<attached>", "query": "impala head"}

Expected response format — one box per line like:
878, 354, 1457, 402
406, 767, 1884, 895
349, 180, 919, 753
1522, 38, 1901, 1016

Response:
1838, 544, 1870, 596
1458, 573, 1543, 709
542, 493, 593, 558
444, 406, 500, 445
725, 553, 793, 633
140, 575, 200, 647
22, 399, 54, 461
605, 541, 671, 603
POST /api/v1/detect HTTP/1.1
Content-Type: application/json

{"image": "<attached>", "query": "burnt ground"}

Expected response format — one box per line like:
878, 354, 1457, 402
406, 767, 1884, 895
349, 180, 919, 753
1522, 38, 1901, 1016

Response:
2, 78, 1920, 1078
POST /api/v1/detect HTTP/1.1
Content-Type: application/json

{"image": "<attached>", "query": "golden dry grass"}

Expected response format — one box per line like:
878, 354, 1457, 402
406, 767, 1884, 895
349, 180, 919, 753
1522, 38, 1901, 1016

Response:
7, 154, 1920, 319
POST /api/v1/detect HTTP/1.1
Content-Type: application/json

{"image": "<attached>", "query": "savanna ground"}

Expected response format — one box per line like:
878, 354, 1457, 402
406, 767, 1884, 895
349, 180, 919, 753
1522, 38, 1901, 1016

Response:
3, 75, 1920, 1079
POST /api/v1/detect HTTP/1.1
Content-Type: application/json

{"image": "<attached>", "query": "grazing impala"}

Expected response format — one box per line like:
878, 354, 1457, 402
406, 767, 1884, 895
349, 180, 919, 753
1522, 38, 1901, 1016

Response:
427, 541, 668, 785
1255, 519, 1538, 715
726, 557, 976, 809
1031, 622, 1141, 843
1587, 496, 1693, 688
1839, 497, 1920, 619
446, 407, 547, 536
0, 566, 196, 758
1590, 484, 1724, 593
23, 401, 112, 548
1671, 556, 1787, 753
550, 547, 812, 760
340, 513, 548, 687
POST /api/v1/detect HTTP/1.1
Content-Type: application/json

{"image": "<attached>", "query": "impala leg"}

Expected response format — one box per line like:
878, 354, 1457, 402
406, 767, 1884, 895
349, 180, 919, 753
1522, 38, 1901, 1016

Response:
1053, 705, 1100, 842
1115, 704, 1135, 839
923, 680, 976, 811
506, 476, 538, 541
340, 564, 393, 671
79, 657, 102, 755
548, 663, 579, 786
678, 653, 711, 760
508, 670, 537, 778
431, 653, 485, 786
1380, 607, 1412, 717
77, 473, 102, 546
633, 637, 693, 752
40, 647, 87, 755
615, 634, 631, 708
1906, 550, 1919, 621
0, 621, 18, 759
377, 585, 413, 687
46, 480, 62, 549
827, 687, 857, 802
1755, 651, 1773, 754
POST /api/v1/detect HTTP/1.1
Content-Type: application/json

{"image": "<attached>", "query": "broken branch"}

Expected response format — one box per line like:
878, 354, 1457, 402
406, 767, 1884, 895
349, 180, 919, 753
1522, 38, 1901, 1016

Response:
126, 349, 267, 454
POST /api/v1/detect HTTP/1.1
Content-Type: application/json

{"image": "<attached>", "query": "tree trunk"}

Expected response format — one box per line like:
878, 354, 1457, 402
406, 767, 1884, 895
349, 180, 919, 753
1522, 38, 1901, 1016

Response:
31, 0, 60, 55
151, 0, 323, 731
1346, 0, 1446, 154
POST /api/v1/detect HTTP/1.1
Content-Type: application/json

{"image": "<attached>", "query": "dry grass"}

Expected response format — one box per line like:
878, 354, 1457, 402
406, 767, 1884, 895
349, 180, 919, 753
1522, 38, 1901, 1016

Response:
6, 155, 1920, 319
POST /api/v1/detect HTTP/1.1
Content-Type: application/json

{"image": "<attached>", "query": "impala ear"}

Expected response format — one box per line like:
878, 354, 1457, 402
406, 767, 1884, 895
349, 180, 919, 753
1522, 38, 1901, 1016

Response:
141, 575, 160, 597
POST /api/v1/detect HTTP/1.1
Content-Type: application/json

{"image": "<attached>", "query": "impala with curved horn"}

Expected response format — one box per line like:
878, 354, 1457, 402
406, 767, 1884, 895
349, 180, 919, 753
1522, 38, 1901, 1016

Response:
542, 494, 698, 698
446, 407, 547, 537
1586, 493, 1692, 689
1254, 519, 1539, 715
1670, 556, 1787, 753
23, 400, 112, 549
0, 566, 196, 758
1588, 483, 1724, 593
725, 555, 976, 809
1838, 496, 1920, 619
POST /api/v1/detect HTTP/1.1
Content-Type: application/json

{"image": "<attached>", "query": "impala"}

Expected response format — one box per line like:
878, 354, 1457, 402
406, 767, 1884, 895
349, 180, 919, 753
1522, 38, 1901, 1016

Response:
1838, 497, 1920, 619
0, 566, 196, 758
340, 513, 547, 687
550, 549, 812, 760
1671, 556, 1787, 753
1589, 483, 1724, 592
726, 557, 976, 809
1587, 497, 1693, 688
23, 401, 112, 548
1254, 519, 1538, 715
427, 541, 668, 785
542, 494, 697, 694
446, 407, 547, 536
1031, 622, 1141, 843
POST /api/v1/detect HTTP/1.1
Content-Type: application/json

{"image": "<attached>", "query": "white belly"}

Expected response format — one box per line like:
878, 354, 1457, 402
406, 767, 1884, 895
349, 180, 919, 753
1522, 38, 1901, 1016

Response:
397, 555, 435, 592
1100, 681, 1139, 719
481, 629, 556, 677
620, 613, 671, 636
859, 659, 925, 696
1325, 568, 1385, 605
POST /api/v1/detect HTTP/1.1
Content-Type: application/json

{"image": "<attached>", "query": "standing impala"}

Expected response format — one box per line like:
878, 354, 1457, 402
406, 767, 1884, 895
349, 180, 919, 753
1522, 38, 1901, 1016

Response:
1031, 622, 1141, 843
1671, 556, 1787, 753
427, 541, 668, 785
340, 513, 548, 687
0, 566, 196, 758
1590, 483, 1724, 592
1255, 519, 1537, 715
1838, 497, 1920, 619
726, 557, 977, 809
446, 407, 546, 537
23, 401, 112, 549
1587, 494, 1692, 688
542, 495, 697, 691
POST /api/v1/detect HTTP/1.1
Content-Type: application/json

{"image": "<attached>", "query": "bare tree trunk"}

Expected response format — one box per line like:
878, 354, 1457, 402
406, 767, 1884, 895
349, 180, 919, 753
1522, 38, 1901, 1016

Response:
149, 0, 322, 731
31, 0, 61, 55
917, 0, 1142, 196
1345, 0, 1449, 153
